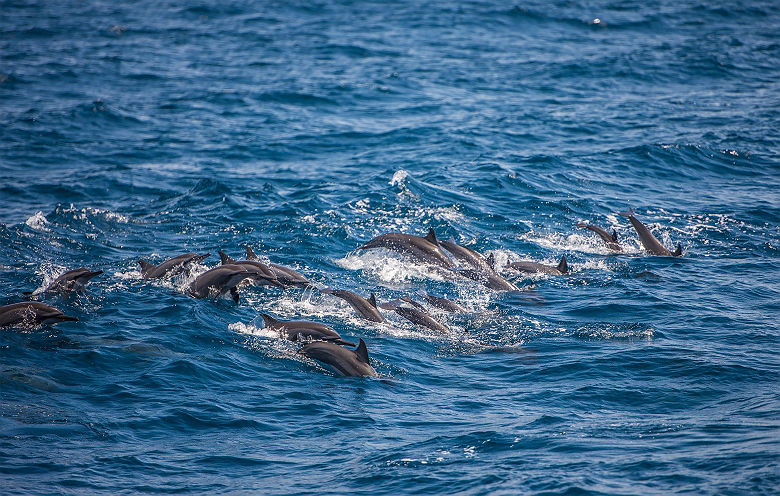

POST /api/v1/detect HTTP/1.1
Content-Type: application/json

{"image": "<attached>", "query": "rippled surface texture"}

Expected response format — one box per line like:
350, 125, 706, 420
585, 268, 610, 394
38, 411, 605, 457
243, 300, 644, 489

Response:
1, 1, 779, 494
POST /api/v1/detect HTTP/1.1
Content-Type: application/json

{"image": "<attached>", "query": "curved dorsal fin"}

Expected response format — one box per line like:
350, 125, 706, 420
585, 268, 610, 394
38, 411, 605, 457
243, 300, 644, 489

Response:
424, 227, 438, 244
260, 313, 279, 328
612, 230, 618, 242
369, 293, 378, 308
218, 250, 235, 265
557, 255, 569, 274
245, 246, 258, 260
355, 339, 370, 364
138, 259, 154, 272
673, 244, 682, 257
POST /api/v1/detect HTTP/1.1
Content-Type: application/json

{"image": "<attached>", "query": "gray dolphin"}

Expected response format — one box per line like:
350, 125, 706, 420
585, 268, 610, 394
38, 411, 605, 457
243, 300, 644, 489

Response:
620, 210, 682, 257
320, 288, 384, 323
0, 302, 78, 327
260, 314, 355, 346
298, 338, 378, 377
138, 252, 210, 279
218, 251, 282, 287
187, 264, 254, 302
25, 267, 103, 295
507, 255, 569, 275
358, 228, 455, 269
439, 238, 518, 291
245, 246, 310, 287
419, 292, 466, 313
577, 223, 622, 252
380, 299, 450, 333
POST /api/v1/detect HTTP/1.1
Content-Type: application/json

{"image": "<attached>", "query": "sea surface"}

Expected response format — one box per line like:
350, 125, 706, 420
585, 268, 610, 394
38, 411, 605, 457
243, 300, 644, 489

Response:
1, 1, 779, 494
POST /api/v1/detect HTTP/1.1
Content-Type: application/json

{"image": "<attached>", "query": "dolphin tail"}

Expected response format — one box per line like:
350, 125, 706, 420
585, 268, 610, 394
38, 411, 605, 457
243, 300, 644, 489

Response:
557, 255, 569, 274
245, 246, 259, 260
138, 259, 155, 273
333, 338, 357, 347
673, 244, 683, 257
355, 339, 370, 364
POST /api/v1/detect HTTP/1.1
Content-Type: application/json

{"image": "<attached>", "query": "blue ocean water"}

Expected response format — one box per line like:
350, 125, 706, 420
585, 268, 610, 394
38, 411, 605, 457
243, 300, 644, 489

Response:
1, 0, 779, 493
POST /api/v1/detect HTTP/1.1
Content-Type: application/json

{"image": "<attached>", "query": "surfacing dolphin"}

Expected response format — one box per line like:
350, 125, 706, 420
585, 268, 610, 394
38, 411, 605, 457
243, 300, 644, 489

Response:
25, 267, 103, 295
620, 209, 682, 257
507, 255, 569, 275
298, 338, 378, 377
260, 314, 355, 346
379, 299, 451, 333
245, 246, 310, 287
438, 238, 518, 291
218, 251, 282, 287
320, 289, 384, 323
419, 292, 466, 313
577, 223, 622, 252
138, 252, 210, 279
359, 228, 455, 269
0, 302, 78, 327
187, 264, 254, 302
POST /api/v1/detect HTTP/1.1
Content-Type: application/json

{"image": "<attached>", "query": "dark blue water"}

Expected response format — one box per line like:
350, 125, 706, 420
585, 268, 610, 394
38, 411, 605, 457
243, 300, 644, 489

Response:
1, 1, 779, 494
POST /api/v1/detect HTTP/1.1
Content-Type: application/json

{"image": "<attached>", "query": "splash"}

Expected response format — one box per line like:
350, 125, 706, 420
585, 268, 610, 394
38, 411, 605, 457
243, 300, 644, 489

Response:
25, 211, 50, 231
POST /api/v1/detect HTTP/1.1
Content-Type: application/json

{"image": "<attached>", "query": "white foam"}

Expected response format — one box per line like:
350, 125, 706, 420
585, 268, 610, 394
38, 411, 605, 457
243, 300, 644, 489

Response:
390, 169, 409, 186
25, 211, 49, 231
335, 250, 450, 285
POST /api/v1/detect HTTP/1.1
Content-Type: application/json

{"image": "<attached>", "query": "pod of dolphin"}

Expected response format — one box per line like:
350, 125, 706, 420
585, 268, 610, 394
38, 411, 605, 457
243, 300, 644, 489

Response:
1, 211, 682, 377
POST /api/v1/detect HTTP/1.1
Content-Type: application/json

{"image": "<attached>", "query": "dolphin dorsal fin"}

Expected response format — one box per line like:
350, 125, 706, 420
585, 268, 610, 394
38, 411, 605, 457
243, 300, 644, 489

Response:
557, 255, 569, 274
245, 246, 258, 260
612, 230, 618, 242
425, 227, 438, 244
369, 293, 378, 308
673, 244, 682, 257
355, 339, 370, 364
486, 253, 496, 269
218, 250, 235, 265
138, 259, 154, 272
260, 313, 279, 328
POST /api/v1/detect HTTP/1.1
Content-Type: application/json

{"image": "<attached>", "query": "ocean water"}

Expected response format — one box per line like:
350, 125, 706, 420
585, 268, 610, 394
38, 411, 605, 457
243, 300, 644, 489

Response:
1, 0, 779, 494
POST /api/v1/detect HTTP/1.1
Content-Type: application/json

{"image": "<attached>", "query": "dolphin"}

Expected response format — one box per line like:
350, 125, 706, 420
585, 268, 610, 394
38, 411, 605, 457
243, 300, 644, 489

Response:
439, 238, 518, 290
577, 223, 622, 252
620, 210, 682, 257
0, 302, 78, 327
379, 299, 450, 333
187, 264, 254, 302
298, 338, 378, 377
320, 289, 384, 323
507, 255, 569, 275
24, 267, 103, 295
138, 252, 210, 279
260, 314, 355, 346
245, 246, 310, 287
419, 292, 466, 313
358, 228, 455, 269
218, 251, 282, 287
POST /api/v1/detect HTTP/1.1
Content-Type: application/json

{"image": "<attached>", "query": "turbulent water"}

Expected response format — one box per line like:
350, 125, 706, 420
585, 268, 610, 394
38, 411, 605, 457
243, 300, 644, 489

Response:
1, 1, 779, 494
